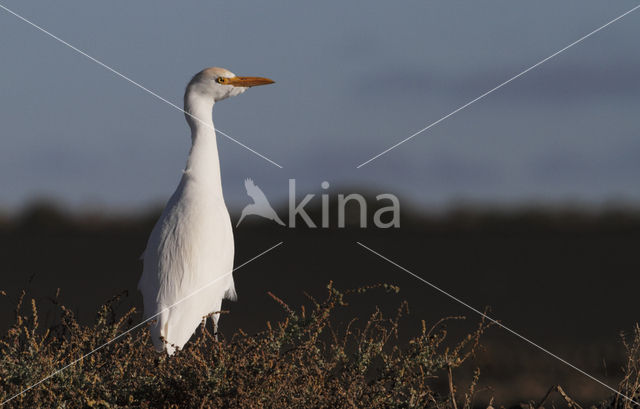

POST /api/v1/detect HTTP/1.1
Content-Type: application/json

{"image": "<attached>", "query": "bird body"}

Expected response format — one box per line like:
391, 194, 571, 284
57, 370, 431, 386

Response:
237, 178, 285, 227
138, 67, 274, 354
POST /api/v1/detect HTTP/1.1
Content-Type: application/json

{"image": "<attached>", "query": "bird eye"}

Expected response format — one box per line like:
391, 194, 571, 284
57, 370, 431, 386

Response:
216, 77, 226, 84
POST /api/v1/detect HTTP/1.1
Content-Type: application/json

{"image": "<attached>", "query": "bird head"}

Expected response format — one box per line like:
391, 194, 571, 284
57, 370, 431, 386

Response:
186, 67, 274, 103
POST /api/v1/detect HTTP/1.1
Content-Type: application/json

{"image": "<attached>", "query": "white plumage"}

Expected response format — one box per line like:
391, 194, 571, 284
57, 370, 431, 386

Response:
138, 67, 274, 354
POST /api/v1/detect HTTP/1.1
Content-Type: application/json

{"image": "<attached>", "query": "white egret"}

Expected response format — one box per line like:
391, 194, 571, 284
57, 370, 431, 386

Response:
138, 67, 274, 354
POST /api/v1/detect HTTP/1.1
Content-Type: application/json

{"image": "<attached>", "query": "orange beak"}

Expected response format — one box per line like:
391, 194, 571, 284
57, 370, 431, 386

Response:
226, 76, 275, 87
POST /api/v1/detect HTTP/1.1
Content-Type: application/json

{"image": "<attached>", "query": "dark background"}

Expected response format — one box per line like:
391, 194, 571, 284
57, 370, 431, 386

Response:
1, 199, 639, 405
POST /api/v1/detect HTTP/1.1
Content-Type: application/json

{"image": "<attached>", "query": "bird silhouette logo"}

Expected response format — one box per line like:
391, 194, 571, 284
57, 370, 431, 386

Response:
236, 178, 285, 227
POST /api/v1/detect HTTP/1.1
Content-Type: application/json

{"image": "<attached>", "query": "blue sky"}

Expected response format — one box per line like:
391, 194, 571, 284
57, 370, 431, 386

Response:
1, 0, 639, 211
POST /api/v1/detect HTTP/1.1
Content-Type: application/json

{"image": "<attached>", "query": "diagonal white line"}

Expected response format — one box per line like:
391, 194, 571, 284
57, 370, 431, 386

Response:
0, 241, 283, 406
356, 3, 640, 168
356, 241, 639, 404
0, 3, 283, 169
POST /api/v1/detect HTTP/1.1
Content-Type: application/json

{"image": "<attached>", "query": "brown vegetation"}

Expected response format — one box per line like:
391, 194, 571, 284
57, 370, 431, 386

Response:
0, 283, 639, 408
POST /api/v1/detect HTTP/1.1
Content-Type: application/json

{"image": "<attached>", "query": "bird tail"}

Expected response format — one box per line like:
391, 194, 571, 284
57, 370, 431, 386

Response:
149, 307, 171, 354
224, 284, 238, 301
273, 214, 286, 226
236, 212, 246, 228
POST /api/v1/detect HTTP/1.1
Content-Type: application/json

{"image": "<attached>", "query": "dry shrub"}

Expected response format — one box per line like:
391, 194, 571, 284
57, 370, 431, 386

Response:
596, 324, 640, 409
532, 326, 640, 409
0, 283, 491, 408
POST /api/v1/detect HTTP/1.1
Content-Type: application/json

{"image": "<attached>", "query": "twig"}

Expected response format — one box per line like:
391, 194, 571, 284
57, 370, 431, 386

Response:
449, 365, 458, 409
535, 385, 582, 409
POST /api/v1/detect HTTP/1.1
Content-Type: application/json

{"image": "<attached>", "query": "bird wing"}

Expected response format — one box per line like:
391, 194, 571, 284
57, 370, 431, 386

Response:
244, 178, 270, 204
139, 180, 235, 353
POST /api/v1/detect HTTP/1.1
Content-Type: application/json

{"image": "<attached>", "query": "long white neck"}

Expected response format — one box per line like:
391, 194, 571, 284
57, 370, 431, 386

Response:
183, 90, 223, 195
